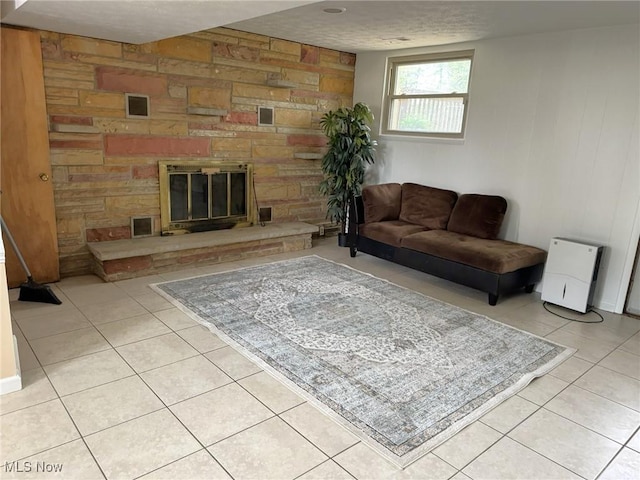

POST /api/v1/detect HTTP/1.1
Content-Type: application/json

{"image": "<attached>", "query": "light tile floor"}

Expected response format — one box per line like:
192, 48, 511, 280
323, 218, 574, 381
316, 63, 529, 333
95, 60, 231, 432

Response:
1, 238, 639, 480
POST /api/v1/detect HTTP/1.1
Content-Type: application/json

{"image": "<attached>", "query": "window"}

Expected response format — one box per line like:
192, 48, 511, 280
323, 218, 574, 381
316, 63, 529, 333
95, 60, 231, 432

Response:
383, 50, 474, 138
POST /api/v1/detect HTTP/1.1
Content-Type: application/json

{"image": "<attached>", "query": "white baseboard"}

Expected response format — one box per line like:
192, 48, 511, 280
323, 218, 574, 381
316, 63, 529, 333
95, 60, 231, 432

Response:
0, 335, 22, 395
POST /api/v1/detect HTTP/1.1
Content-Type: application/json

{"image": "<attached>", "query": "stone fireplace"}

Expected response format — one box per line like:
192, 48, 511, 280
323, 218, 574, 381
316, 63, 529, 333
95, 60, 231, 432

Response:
158, 161, 255, 235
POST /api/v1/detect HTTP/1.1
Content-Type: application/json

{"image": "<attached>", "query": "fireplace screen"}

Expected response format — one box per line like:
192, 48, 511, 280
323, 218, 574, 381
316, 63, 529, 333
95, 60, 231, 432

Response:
159, 161, 254, 234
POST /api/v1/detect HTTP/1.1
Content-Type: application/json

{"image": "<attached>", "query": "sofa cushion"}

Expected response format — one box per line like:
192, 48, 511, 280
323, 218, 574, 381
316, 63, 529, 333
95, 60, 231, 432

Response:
399, 183, 458, 230
401, 230, 547, 274
359, 221, 428, 247
362, 183, 402, 223
447, 194, 507, 240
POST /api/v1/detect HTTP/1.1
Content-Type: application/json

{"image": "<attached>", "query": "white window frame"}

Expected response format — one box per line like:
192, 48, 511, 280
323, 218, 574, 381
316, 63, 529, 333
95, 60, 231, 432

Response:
382, 50, 474, 139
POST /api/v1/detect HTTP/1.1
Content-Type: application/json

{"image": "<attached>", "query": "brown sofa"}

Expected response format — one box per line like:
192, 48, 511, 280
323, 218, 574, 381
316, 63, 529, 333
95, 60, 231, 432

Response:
350, 183, 547, 305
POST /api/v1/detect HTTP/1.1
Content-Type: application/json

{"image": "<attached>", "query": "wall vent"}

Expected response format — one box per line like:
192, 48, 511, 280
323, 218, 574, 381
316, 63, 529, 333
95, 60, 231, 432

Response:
126, 93, 150, 119
259, 207, 272, 223
131, 216, 153, 238
258, 106, 274, 126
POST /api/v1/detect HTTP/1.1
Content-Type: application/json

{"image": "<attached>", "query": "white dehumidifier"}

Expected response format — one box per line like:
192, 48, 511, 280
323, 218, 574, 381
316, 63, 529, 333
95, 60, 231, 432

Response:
541, 237, 604, 313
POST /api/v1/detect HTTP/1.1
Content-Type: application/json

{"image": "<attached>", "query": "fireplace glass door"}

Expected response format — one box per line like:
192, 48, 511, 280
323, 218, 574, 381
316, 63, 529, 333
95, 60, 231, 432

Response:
159, 162, 253, 234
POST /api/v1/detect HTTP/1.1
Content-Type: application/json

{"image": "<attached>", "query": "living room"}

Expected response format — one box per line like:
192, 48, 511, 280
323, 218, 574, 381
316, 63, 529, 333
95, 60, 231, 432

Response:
1, 1, 639, 479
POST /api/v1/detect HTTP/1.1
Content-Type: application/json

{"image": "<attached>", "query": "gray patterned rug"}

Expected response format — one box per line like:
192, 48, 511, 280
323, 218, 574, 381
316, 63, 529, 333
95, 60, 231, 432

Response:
152, 255, 574, 467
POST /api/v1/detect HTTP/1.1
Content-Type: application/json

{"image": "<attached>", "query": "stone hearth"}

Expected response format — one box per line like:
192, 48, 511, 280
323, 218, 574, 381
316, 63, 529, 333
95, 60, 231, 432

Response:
87, 222, 318, 281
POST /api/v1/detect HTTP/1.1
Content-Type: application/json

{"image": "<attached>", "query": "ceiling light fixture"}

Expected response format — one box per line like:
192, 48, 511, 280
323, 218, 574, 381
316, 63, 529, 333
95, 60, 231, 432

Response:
323, 7, 346, 14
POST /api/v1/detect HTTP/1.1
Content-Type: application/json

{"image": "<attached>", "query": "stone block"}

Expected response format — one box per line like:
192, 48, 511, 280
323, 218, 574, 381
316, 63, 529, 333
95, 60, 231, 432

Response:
104, 135, 210, 157
63, 52, 157, 72
255, 182, 301, 200
43, 65, 95, 82
57, 217, 84, 236
154, 36, 211, 63
46, 97, 79, 106
287, 134, 327, 147
50, 123, 100, 134
189, 86, 231, 109
44, 76, 95, 91
211, 137, 252, 153
213, 43, 260, 62
233, 83, 290, 102
270, 38, 301, 57
46, 88, 79, 99
282, 69, 319, 86
169, 84, 187, 98
215, 56, 280, 73
150, 98, 187, 116
79, 91, 125, 109
105, 194, 159, 214
149, 120, 188, 136
319, 75, 354, 95
51, 149, 104, 166
86, 226, 132, 242
68, 165, 131, 183
301, 45, 319, 64
223, 111, 257, 125
190, 30, 239, 45
52, 166, 69, 184
46, 104, 126, 118
84, 213, 138, 228
103, 256, 153, 276
103, 156, 159, 166
213, 63, 269, 86
253, 165, 279, 177
61, 35, 122, 58
275, 109, 312, 128
60, 253, 93, 277
252, 145, 294, 159
41, 39, 62, 59
158, 58, 216, 78
132, 165, 159, 179
93, 118, 150, 134
261, 50, 300, 64
50, 137, 103, 150
214, 28, 270, 46
96, 67, 168, 96
340, 52, 356, 66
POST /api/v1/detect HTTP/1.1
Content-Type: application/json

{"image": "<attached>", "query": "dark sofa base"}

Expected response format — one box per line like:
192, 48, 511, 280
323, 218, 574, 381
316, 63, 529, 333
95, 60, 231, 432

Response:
352, 235, 544, 305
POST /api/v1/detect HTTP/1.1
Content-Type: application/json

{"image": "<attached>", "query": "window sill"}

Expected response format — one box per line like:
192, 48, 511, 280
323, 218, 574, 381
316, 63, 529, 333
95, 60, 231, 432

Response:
379, 132, 466, 145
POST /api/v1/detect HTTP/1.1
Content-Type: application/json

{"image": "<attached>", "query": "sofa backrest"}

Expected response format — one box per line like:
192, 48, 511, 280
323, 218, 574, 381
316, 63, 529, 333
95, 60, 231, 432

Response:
447, 194, 507, 239
399, 183, 458, 230
362, 183, 402, 222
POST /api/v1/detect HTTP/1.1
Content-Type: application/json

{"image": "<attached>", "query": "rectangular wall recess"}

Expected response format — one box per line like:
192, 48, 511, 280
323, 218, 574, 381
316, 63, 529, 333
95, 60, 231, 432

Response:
126, 93, 150, 119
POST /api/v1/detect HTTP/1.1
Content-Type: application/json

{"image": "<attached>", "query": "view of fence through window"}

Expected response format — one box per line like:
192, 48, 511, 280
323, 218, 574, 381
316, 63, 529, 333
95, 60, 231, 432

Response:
385, 52, 473, 136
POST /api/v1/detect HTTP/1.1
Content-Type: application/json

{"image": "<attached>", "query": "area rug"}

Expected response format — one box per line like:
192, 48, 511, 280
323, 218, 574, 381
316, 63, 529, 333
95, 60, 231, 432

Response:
151, 255, 574, 468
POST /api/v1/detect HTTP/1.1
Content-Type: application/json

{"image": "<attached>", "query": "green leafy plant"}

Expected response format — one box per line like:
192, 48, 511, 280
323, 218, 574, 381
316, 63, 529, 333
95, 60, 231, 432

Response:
319, 102, 376, 235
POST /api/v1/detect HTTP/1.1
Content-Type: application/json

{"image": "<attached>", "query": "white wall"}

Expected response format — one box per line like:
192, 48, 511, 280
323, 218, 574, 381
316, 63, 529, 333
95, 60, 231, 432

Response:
354, 24, 640, 312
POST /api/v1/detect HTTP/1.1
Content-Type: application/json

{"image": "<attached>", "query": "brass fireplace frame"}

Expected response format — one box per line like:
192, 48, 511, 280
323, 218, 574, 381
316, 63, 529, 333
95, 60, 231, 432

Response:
158, 161, 255, 235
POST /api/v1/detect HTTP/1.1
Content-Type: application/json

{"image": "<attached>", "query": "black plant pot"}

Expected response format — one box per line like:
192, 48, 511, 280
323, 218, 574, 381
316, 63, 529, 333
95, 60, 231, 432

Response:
337, 233, 349, 247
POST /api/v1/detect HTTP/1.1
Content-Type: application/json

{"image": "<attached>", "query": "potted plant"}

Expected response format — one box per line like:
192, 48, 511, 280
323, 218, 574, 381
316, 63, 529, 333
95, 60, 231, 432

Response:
319, 102, 376, 247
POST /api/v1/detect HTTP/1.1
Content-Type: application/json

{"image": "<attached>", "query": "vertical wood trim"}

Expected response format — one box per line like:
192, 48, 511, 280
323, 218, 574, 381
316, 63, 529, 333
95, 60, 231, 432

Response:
1, 27, 60, 286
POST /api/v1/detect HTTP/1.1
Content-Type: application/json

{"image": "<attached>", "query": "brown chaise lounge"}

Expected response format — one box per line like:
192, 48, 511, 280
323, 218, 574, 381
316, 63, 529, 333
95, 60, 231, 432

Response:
349, 183, 547, 305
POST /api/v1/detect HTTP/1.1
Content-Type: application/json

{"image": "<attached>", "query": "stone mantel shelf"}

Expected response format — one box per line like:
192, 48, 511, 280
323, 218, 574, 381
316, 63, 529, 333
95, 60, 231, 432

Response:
88, 222, 318, 261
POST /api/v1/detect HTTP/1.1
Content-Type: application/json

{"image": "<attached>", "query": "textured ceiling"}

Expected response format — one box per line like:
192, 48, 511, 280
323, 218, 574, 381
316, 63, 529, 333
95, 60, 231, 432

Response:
0, 0, 320, 44
230, 1, 640, 52
0, 1, 638, 51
